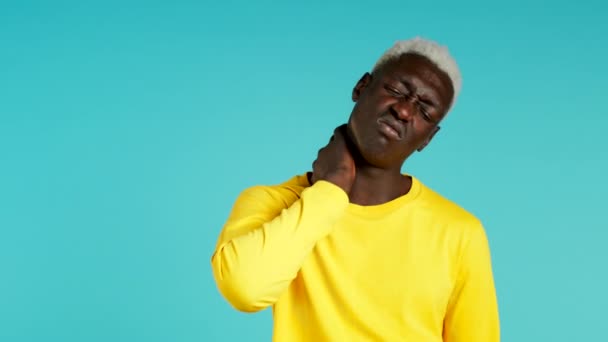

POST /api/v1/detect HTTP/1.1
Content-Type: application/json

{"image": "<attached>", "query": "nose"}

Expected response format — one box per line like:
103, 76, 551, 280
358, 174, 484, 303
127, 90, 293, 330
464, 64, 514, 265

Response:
390, 97, 416, 122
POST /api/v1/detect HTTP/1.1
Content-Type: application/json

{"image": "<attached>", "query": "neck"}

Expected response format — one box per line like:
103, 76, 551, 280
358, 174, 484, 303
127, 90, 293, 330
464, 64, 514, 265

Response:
348, 165, 412, 206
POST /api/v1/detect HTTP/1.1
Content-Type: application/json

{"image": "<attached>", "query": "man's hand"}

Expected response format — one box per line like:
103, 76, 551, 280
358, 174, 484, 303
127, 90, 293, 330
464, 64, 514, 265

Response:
310, 124, 356, 194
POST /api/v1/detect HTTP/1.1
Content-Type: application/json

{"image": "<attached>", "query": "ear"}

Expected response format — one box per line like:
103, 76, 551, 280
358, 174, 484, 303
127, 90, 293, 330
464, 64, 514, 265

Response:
417, 126, 441, 152
352, 72, 372, 101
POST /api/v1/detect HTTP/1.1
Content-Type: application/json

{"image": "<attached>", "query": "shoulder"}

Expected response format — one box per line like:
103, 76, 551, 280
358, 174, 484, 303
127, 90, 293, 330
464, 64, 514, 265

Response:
413, 178, 493, 265
414, 177, 484, 234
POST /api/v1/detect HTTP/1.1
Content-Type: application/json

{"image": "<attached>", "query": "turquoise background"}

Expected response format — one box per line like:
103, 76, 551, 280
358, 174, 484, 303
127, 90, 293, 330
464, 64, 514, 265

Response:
1, 0, 606, 341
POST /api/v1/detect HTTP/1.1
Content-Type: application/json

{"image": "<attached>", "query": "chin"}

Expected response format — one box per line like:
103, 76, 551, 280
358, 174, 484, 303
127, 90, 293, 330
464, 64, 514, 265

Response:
356, 145, 396, 168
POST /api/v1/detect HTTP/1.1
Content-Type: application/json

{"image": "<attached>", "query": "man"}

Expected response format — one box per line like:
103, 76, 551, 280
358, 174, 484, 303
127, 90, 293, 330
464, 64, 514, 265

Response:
211, 37, 500, 341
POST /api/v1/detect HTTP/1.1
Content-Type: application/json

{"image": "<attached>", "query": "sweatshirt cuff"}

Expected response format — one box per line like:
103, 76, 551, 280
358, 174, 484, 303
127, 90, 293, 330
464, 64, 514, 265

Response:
301, 180, 349, 222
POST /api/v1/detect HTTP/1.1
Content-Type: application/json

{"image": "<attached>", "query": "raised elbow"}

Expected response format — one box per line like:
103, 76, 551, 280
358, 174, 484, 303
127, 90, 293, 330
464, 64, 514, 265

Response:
211, 253, 269, 313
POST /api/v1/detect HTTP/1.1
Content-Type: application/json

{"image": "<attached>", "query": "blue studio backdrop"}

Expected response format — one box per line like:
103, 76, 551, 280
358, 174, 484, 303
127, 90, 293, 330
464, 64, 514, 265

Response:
1, 1, 607, 341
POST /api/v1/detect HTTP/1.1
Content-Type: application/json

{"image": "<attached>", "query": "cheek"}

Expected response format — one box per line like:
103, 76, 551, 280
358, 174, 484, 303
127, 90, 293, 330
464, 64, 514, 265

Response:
347, 114, 364, 150
411, 123, 436, 143
348, 104, 367, 132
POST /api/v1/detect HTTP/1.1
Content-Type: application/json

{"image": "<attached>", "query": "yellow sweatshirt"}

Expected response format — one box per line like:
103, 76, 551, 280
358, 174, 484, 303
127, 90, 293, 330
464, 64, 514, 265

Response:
211, 174, 500, 341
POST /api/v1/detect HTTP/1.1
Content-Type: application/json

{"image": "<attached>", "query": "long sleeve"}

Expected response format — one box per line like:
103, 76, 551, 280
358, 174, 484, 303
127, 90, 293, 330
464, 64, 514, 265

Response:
211, 180, 349, 313
443, 222, 501, 341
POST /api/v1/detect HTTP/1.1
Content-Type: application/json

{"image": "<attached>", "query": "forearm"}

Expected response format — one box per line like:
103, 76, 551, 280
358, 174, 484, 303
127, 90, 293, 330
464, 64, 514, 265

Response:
211, 181, 348, 312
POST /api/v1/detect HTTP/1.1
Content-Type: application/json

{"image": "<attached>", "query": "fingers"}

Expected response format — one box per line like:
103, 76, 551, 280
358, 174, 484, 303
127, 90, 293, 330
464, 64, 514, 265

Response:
311, 124, 352, 186
333, 124, 347, 137
330, 124, 349, 145
311, 146, 324, 183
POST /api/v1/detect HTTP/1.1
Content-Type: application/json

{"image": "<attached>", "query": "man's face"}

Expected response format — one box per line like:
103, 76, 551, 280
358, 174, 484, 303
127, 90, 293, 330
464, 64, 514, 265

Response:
347, 53, 454, 169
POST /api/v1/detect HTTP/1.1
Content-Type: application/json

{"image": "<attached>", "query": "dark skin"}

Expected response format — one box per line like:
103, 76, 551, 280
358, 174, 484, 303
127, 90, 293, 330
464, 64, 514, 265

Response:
310, 53, 455, 205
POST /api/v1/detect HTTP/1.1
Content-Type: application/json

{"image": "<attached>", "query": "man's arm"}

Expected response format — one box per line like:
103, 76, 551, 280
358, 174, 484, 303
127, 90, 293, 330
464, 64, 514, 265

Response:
443, 222, 500, 341
211, 125, 355, 312
210, 180, 348, 312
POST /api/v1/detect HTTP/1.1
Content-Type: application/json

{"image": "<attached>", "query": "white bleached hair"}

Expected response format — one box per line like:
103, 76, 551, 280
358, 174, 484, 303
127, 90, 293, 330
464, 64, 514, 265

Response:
372, 37, 462, 107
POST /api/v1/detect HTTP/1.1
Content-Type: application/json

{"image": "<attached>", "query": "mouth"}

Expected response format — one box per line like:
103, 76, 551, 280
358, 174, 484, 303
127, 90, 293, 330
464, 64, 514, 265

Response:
377, 117, 404, 141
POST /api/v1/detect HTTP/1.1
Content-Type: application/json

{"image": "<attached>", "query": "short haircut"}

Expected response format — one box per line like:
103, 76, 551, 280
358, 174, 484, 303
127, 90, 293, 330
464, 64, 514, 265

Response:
372, 37, 462, 108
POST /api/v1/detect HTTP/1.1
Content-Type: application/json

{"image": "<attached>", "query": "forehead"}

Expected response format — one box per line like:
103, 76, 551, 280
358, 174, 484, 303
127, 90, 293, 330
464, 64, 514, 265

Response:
377, 53, 454, 104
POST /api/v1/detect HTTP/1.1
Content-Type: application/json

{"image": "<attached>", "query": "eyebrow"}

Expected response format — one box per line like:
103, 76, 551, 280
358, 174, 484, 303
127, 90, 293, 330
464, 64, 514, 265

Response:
399, 78, 439, 107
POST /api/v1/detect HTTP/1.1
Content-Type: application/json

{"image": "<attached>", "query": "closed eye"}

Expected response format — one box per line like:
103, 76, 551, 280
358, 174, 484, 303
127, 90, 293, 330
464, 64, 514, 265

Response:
384, 84, 403, 97
385, 83, 436, 123
418, 106, 432, 122
417, 104, 439, 123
